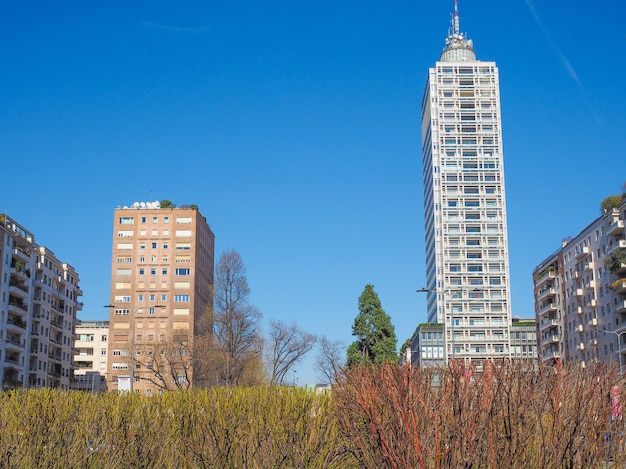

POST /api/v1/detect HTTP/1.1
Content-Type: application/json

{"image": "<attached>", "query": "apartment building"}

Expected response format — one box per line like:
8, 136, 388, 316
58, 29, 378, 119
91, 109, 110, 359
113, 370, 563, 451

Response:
106, 202, 214, 393
419, 2, 512, 366
0, 214, 82, 389
534, 198, 626, 369
73, 320, 109, 392
510, 318, 538, 362
404, 323, 445, 368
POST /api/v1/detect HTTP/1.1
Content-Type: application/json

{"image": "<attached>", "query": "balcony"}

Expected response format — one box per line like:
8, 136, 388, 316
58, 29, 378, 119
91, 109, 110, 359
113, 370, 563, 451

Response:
575, 246, 590, 259
577, 343, 586, 351
540, 318, 558, 332
12, 247, 30, 263
537, 287, 556, 301
542, 350, 561, 361
4, 337, 25, 350
575, 289, 584, 298
8, 297, 28, 316
536, 270, 556, 287
576, 324, 584, 333
608, 219, 625, 237
588, 318, 598, 327
540, 335, 560, 347
584, 261, 594, 272
6, 316, 27, 331
616, 300, 626, 315
584, 281, 594, 290
608, 240, 626, 256
612, 279, 626, 294
539, 302, 557, 315
9, 276, 29, 297
575, 306, 583, 315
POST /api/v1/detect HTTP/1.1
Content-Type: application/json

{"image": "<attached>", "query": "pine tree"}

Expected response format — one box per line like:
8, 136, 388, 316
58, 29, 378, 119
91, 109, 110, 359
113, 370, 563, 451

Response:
346, 284, 397, 367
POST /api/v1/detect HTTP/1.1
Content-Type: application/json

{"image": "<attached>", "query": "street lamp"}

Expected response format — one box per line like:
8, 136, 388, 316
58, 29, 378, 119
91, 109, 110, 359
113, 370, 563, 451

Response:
104, 304, 165, 392
603, 330, 626, 374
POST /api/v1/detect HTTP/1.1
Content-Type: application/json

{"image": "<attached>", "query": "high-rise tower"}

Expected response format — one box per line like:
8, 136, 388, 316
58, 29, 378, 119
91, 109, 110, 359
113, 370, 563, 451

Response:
420, 1, 512, 365
106, 202, 214, 393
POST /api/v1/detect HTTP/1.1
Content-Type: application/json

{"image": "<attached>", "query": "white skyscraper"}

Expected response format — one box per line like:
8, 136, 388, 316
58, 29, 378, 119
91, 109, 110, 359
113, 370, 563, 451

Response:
420, 2, 512, 365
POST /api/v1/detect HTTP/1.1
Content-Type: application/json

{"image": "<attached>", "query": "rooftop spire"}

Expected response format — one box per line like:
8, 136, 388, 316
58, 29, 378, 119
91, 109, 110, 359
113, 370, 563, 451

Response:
440, 0, 476, 62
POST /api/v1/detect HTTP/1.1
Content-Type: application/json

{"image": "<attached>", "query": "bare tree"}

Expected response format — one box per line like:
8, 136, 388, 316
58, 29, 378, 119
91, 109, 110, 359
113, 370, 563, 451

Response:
315, 336, 345, 384
134, 334, 194, 391
212, 249, 263, 386
267, 319, 317, 386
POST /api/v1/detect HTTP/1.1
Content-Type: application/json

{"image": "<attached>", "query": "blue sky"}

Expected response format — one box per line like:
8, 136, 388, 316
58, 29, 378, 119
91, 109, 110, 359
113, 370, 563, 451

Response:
2, 1, 625, 385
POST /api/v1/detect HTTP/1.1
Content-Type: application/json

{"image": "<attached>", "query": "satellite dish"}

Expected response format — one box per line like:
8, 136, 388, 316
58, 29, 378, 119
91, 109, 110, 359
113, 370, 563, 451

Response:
140, 202, 146, 208
132, 202, 139, 208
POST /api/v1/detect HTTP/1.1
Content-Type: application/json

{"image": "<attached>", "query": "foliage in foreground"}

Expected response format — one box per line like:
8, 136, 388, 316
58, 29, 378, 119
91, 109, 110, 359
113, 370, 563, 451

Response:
3, 362, 626, 468
333, 361, 626, 469
0, 387, 353, 469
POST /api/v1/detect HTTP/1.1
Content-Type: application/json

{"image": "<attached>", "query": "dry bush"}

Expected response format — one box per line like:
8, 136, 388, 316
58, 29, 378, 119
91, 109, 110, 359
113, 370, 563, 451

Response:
333, 361, 626, 469
0, 387, 355, 468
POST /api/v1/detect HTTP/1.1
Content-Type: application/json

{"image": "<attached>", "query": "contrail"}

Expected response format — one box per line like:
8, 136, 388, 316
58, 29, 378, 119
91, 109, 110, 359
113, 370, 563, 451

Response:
523, 0, 601, 125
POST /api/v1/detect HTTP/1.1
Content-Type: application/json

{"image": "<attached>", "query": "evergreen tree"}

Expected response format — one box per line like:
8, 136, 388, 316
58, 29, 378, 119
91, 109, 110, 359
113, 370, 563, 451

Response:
346, 284, 397, 367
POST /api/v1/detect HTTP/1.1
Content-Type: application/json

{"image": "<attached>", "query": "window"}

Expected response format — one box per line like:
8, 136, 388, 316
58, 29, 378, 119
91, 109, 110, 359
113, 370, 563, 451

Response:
139, 268, 145, 275
149, 294, 155, 301
174, 295, 190, 302
163, 243, 169, 249
161, 295, 167, 301
152, 242, 157, 249
152, 217, 158, 223
175, 268, 190, 276
119, 217, 134, 225
114, 309, 130, 316
164, 216, 170, 223
138, 294, 144, 301
162, 268, 168, 275
150, 268, 156, 275
141, 217, 146, 223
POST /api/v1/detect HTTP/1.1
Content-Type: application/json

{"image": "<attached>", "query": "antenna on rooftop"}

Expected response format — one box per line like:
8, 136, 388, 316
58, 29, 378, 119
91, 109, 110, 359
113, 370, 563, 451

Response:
454, 0, 460, 35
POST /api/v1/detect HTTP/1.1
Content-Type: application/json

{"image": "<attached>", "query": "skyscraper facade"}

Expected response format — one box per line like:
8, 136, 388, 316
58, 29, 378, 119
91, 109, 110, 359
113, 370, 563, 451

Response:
106, 202, 214, 393
420, 3, 512, 365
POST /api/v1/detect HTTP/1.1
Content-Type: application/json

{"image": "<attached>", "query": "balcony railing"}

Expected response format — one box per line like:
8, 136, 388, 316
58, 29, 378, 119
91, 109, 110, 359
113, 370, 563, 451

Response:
608, 219, 625, 237
608, 240, 626, 255
575, 246, 590, 259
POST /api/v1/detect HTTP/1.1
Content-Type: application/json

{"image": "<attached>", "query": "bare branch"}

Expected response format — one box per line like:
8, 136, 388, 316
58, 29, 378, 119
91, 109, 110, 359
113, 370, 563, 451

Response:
267, 319, 317, 386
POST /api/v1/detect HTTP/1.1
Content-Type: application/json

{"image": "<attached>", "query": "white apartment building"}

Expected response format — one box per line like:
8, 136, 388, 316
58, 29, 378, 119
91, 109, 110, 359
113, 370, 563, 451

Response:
419, 3, 512, 366
0, 215, 82, 389
534, 198, 626, 369
73, 320, 109, 392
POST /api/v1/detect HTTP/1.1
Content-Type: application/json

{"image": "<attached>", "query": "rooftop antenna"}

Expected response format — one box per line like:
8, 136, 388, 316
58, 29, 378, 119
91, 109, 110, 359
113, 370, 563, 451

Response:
454, 0, 460, 36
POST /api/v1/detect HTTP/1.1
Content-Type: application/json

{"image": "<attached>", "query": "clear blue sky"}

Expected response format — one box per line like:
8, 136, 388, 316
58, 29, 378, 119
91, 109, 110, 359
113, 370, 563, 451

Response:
2, 1, 625, 385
